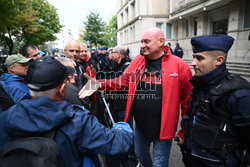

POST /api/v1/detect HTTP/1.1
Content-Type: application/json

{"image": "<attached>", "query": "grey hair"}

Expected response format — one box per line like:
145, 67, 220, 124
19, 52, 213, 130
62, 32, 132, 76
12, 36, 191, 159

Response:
56, 57, 76, 67
7, 62, 17, 73
80, 42, 87, 47
115, 46, 127, 56
28, 84, 57, 98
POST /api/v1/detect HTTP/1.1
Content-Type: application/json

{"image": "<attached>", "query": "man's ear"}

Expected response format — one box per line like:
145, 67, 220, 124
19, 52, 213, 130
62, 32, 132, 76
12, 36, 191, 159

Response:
159, 38, 165, 45
8, 65, 14, 73
215, 55, 224, 66
58, 82, 67, 97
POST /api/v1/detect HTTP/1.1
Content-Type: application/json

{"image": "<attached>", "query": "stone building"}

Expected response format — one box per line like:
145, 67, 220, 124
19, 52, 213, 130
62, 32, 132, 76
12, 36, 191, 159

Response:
117, 0, 250, 77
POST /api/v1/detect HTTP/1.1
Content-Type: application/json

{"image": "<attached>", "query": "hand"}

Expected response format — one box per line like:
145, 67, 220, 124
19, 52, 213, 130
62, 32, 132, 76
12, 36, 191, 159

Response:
176, 135, 184, 145
78, 73, 102, 99
113, 122, 133, 133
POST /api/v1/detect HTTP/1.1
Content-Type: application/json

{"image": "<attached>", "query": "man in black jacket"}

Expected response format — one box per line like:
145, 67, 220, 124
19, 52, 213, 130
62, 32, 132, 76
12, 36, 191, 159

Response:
105, 46, 137, 167
107, 46, 131, 122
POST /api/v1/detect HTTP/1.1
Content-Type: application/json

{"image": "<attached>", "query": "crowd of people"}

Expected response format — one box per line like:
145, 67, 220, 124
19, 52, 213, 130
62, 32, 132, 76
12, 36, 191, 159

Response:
0, 27, 249, 167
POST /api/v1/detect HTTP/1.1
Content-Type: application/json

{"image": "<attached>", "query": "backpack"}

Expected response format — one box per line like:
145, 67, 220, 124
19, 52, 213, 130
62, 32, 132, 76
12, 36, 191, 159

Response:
0, 130, 64, 167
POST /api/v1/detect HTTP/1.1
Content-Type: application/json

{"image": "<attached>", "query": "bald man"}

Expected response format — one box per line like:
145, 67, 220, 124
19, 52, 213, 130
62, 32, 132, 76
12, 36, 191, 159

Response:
64, 40, 88, 90
64, 39, 80, 61
79, 27, 193, 167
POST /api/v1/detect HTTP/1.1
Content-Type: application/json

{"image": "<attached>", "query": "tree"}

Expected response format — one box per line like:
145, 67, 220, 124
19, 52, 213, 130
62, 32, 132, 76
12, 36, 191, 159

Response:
0, 0, 62, 55
0, 0, 37, 54
102, 15, 117, 47
80, 11, 105, 47
22, 0, 62, 45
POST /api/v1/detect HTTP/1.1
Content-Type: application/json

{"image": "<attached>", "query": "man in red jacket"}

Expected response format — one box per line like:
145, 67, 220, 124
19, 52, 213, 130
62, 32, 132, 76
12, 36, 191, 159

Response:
79, 27, 193, 167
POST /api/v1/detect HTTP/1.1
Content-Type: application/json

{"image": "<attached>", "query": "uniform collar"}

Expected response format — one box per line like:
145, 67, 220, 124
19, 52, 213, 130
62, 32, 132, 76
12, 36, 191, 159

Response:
190, 63, 229, 91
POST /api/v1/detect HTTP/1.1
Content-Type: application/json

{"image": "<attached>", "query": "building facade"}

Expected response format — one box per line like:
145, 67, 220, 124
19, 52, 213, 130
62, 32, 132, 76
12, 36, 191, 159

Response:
117, 0, 171, 58
117, 0, 250, 77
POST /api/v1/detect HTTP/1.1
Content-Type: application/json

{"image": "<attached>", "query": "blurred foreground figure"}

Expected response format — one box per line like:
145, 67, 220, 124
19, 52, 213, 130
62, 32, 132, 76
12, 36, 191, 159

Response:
0, 56, 133, 167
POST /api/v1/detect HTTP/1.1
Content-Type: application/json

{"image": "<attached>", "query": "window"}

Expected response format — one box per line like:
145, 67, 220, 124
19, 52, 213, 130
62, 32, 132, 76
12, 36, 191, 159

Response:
185, 19, 189, 37
166, 23, 172, 39
244, 0, 250, 28
156, 23, 163, 30
131, 2, 135, 19
213, 19, 228, 34
194, 17, 198, 36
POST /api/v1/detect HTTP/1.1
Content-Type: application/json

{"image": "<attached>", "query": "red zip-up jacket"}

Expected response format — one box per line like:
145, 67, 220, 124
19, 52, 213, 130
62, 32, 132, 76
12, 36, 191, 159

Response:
100, 46, 193, 139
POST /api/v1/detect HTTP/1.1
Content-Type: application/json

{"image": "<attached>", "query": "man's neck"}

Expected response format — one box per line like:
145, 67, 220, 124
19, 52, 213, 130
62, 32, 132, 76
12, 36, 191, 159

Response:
147, 51, 164, 60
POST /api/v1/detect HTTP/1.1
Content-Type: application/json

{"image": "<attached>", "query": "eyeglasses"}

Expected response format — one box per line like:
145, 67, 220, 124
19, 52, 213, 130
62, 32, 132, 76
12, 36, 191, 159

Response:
111, 51, 118, 54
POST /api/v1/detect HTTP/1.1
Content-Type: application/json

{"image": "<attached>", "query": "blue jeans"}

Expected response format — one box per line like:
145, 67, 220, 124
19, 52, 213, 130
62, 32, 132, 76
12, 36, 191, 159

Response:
134, 125, 172, 167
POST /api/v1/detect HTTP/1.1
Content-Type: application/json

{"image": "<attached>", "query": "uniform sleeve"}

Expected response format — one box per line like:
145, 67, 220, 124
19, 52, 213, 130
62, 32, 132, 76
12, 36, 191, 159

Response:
228, 89, 250, 148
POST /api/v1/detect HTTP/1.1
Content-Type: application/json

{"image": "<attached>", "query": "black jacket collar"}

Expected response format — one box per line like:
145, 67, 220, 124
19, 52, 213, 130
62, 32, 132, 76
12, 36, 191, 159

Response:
190, 63, 229, 91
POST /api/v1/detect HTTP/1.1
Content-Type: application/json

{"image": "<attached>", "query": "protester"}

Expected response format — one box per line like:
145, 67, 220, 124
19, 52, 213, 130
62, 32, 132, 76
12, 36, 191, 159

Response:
107, 46, 131, 122
79, 27, 193, 167
78, 43, 96, 78
0, 54, 32, 103
64, 39, 80, 61
0, 56, 134, 167
79, 43, 88, 63
104, 45, 138, 167
174, 42, 184, 58
19, 44, 42, 60
64, 39, 87, 90
57, 57, 91, 110
180, 34, 250, 167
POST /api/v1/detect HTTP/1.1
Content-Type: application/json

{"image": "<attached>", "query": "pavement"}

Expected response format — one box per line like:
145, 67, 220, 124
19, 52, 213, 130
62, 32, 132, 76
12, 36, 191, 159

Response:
169, 139, 185, 167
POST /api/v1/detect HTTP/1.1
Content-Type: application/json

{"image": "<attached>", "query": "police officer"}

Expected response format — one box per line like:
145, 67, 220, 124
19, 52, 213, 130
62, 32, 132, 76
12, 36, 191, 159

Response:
180, 34, 250, 167
174, 42, 183, 58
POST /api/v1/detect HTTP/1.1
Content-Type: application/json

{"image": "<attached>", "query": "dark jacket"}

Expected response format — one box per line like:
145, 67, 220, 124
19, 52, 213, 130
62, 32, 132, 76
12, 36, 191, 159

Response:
174, 46, 183, 58
65, 83, 91, 110
0, 83, 14, 111
184, 63, 250, 166
0, 96, 134, 167
107, 58, 131, 111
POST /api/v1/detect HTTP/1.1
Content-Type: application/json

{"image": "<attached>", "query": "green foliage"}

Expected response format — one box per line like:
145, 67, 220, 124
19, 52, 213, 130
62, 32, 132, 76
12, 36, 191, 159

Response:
102, 15, 117, 47
80, 12, 118, 48
0, 0, 62, 55
81, 11, 105, 47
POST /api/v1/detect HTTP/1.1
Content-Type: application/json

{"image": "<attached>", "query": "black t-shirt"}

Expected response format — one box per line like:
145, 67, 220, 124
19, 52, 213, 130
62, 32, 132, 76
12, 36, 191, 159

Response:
132, 57, 162, 140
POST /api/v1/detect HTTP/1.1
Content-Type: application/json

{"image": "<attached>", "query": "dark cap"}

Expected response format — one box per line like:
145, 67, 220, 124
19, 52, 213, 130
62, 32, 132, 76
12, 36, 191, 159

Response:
26, 56, 69, 92
103, 47, 108, 50
191, 34, 234, 53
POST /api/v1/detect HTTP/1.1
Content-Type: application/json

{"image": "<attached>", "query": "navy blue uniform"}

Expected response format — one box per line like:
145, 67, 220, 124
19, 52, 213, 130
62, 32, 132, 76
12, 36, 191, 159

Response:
183, 64, 250, 167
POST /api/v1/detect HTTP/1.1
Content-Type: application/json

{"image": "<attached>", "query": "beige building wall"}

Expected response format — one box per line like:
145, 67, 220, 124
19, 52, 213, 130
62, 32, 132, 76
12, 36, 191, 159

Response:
117, 0, 250, 64
117, 0, 170, 58
168, 0, 250, 63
